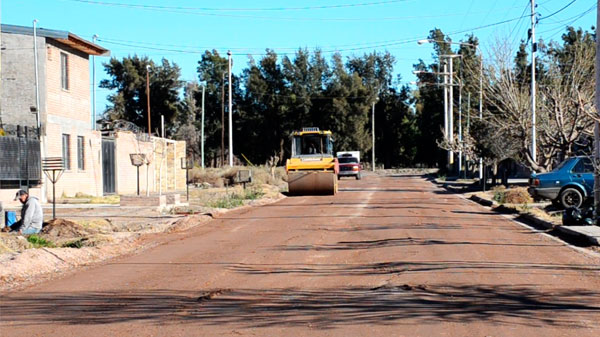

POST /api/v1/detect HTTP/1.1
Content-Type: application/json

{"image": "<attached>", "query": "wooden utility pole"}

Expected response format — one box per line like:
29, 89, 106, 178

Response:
146, 65, 151, 136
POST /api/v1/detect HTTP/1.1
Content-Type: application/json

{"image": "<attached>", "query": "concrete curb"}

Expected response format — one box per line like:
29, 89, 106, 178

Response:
467, 192, 600, 245
557, 226, 600, 245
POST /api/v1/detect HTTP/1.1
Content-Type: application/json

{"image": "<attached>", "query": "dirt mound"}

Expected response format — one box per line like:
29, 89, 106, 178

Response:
42, 219, 95, 239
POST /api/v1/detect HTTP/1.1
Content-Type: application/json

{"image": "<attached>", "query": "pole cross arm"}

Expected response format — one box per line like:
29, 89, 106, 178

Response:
42, 157, 64, 183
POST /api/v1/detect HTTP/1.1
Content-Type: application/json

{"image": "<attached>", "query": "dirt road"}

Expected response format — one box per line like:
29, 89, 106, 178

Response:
2, 174, 600, 336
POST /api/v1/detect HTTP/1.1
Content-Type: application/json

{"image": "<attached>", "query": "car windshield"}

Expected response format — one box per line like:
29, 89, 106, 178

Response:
338, 157, 358, 163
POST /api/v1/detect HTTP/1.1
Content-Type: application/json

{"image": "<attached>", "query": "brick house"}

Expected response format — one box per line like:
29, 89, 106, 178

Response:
1, 24, 185, 207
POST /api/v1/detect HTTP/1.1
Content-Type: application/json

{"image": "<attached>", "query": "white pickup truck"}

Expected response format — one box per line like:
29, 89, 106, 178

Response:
336, 151, 362, 180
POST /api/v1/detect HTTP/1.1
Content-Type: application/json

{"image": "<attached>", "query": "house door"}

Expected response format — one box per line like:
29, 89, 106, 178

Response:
102, 138, 116, 194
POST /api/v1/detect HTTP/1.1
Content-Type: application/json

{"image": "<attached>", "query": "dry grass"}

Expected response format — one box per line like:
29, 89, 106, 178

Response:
189, 166, 286, 189
71, 193, 120, 204
492, 186, 533, 204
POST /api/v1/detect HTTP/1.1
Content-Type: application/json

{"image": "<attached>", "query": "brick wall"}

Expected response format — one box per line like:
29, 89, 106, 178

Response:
0, 32, 46, 127
43, 40, 102, 199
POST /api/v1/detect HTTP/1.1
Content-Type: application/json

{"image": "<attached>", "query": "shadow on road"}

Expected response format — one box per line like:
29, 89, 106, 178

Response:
2, 284, 598, 329
274, 237, 562, 251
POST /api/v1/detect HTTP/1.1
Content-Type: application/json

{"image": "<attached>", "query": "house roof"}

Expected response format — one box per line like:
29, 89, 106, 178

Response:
1, 24, 110, 56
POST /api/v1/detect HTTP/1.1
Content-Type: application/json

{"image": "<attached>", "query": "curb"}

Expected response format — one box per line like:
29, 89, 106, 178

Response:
468, 195, 495, 207
466, 193, 600, 246
556, 226, 600, 246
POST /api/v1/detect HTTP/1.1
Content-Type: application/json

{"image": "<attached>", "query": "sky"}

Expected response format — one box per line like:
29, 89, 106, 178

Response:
2, 0, 597, 115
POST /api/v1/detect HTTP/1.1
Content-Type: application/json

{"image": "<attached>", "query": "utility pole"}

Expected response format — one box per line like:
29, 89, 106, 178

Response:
146, 64, 151, 136
201, 83, 205, 169
228, 51, 233, 167
92, 34, 98, 130
33, 19, 47, 203
221, 73, 225, 167
33, 20, 40, 131
467, 92, 471, 177
479, 48, 483, 181
594, 0, 599, 224
448, 56, 454, 171
458, 79, 462, 178
443, 62, 448, 138
371, 98, 377, 171
531, 0, 537, 163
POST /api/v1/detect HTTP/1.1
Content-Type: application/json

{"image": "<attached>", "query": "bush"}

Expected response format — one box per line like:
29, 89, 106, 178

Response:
190, 168, 224, 187
209, 194, 244, 209
504, 187, 533, 204
492, 186, 532, 204
492, 186, 507, 204
208, 187, 265, 209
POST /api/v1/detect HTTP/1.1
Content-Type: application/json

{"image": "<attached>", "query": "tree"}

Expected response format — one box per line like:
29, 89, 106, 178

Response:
100, 55, 183, 134
196, 50, 242, 166
473, 27, 596, 172
174, 82, 200, 161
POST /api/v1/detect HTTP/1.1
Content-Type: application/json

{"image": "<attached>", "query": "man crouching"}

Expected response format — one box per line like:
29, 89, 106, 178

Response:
12, 190, 43, 235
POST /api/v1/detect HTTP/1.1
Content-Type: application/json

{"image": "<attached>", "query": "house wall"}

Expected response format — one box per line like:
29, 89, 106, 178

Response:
43, 39, 103, 199
0, 31, 46, 128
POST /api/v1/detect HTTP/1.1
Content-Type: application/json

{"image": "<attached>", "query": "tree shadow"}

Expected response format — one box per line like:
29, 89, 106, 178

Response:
2, 284, 599, 329
274, 237, 562, 251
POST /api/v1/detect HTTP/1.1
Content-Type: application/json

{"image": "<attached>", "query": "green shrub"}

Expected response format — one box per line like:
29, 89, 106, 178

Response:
209, 194, 244, 209
62, 239, 86, 248
492, 186, 507, 204
209, 188, 265, 209
26, 235, 55, 248
243, 188, 264, 200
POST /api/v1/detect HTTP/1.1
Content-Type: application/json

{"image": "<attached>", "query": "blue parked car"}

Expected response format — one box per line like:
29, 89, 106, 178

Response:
528, 156, 594, 208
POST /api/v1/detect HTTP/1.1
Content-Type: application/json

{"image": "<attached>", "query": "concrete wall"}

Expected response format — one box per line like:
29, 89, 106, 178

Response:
114, 133, 186, 196
0, 31, 46, 128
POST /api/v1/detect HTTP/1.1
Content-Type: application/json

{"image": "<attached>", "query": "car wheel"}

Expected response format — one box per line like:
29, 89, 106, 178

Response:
356, 173, 361, 180
560, 187, 583, 209
337, 175, 341, 180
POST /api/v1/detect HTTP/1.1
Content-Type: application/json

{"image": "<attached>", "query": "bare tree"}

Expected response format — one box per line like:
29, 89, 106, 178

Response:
466, 32, 595, 173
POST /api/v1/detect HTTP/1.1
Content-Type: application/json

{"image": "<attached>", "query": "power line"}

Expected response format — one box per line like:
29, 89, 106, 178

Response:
538, 0, 578, 21
537, 4, 596, 38
95, 13, 531, 57
66, 0, 412, 12
65, 0, 527, 22
538, 2, 596, 26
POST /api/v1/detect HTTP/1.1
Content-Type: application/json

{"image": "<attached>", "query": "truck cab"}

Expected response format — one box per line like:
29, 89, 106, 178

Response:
337, 152, 362, 180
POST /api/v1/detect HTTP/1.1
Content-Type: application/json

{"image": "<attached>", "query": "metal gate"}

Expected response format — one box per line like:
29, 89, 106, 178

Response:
102, 138, 116, 194
0, 135, 41, 188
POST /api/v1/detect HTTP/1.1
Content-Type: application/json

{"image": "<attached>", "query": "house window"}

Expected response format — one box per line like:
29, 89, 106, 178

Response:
77, 136, 85, 170
62, 134, 71, 170
60, 52, 69, 90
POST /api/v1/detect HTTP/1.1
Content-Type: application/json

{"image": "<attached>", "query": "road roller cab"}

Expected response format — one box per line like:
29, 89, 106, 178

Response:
286, 128, 339, 195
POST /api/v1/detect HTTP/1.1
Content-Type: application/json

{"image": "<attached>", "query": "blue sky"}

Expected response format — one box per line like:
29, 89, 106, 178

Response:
2, 0, 597, 114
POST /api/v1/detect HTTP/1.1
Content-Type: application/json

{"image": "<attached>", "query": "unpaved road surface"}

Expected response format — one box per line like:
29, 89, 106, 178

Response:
2, 174, 600, 336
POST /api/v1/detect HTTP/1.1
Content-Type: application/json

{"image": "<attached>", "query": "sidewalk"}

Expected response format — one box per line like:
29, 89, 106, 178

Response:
468, 194, 600, 247
435, 177, 600, 247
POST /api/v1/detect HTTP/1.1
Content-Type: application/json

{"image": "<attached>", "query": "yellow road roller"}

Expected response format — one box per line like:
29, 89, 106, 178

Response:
285, 127, 339, 195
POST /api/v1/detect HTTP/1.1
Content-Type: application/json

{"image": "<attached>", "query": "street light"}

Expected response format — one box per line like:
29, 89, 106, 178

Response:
418, 39, 484, 180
